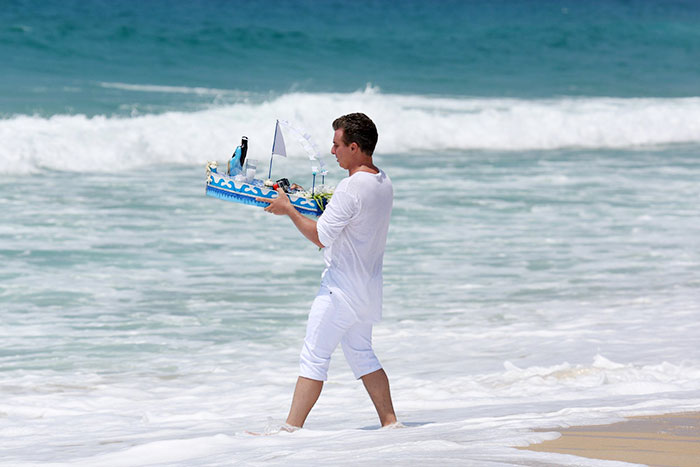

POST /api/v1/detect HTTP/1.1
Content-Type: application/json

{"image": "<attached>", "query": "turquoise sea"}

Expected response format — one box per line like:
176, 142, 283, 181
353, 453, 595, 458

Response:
2, 1, 700, 465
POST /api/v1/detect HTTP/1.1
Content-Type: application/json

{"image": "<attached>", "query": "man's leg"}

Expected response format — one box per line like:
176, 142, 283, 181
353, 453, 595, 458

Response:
341, 322, 397, 427
361, 368, 397, 426
291, 290, 354, 428
286, 376, 323, 428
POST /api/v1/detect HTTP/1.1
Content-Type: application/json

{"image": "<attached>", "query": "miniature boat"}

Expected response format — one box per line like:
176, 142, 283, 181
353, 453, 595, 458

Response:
205, 120, 332, 217
205, 163, 330, 217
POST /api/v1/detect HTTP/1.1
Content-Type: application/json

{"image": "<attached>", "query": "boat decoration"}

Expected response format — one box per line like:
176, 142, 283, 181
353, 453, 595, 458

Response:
205, 120, 333, 217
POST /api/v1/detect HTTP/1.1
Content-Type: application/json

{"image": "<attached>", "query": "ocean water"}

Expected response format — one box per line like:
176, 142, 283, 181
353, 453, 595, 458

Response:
2, 1, 700, 465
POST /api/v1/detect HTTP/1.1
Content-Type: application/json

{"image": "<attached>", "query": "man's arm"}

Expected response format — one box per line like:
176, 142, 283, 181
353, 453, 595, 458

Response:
256, 188, 324, 248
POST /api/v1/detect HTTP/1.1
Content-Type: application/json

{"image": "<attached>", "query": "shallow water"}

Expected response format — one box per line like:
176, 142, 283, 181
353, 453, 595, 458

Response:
2, 0, 700, 464
2, 145, 700, 465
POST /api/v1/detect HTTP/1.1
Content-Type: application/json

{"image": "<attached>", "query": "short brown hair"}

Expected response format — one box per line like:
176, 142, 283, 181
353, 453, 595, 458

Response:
332, 113, 378, 156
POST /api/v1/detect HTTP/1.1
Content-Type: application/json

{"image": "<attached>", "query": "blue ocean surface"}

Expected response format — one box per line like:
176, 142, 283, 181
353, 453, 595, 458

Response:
2, 0, 700, 116
1, 1, 700, 465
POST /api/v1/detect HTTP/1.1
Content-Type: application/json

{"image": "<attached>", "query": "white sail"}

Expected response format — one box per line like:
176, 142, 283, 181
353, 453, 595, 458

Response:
277, 120, 328, 175
271, 119, 287, 157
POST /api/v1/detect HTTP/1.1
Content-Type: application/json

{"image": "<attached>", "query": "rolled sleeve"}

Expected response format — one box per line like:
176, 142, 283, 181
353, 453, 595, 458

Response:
316, 190, 358, 247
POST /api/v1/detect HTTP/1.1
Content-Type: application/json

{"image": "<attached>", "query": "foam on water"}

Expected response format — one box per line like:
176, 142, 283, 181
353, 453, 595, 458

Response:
1, 347, 698, 466
2, 144, 699, 464
99, 82, 247, 97
2, 88, 700, 174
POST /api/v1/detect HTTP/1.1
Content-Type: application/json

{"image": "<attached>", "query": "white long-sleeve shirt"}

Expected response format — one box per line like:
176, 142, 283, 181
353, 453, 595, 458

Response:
316, 170, 393, 323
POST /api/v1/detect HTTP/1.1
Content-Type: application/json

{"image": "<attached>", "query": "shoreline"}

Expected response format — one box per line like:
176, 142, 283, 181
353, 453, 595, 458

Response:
520, 412, 700, 467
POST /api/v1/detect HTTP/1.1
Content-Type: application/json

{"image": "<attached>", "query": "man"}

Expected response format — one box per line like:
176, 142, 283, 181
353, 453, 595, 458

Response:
258, 113, 397, 429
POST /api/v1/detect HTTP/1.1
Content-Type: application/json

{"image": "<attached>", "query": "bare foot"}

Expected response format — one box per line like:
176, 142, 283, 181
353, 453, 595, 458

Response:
380, 421, 406, 429
245, 422, 300, 436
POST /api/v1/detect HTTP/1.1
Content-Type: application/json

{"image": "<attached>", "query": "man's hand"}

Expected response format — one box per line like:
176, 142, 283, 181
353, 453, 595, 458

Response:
256, 187, 293, 216
255, 187, 323, 248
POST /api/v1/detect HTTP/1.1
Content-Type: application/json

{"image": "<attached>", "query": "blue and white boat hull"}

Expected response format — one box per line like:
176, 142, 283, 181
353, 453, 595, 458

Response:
205, 165, 327, 217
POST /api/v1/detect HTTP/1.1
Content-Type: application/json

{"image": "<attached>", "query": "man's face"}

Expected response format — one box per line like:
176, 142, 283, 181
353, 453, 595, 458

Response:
331, 128, 355, 169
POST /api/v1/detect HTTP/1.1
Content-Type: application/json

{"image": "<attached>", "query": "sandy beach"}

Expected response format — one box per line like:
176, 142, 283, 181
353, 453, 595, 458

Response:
522, 412, 700, 466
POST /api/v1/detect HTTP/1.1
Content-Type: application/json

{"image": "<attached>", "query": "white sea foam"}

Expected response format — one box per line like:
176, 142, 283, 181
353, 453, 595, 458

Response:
1, 89, 700, 174
100, 81, 247, 96
2, 152, 700, 464
1, 351, 698, 466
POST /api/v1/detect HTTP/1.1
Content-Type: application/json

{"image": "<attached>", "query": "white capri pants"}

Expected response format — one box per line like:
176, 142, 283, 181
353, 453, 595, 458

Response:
299, 288, 382, 381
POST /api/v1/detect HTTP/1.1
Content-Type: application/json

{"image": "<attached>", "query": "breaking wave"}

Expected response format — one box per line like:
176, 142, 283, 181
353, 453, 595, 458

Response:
2, 88, 700, 174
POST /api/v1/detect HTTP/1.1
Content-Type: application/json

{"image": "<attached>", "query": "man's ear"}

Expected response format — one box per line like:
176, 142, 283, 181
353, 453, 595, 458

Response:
349, 142, 359, 152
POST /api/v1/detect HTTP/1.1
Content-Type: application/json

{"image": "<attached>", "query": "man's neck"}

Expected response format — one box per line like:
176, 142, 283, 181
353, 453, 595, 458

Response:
348, 159, 379, 176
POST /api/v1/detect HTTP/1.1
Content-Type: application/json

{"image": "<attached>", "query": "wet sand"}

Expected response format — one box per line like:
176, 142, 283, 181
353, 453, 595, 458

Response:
521, 412, 700, 466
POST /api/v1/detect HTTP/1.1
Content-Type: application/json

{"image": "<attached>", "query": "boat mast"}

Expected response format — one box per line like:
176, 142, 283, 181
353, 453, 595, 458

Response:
267, 122, 279, 180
